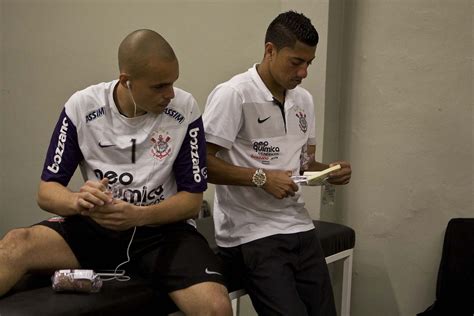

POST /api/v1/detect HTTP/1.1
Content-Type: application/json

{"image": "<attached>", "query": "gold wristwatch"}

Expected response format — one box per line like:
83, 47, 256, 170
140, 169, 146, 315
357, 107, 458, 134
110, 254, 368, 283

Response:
252, 168, 267, 187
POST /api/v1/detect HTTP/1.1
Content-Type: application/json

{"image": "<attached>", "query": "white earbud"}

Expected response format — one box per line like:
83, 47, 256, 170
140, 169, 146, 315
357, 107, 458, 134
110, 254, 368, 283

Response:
125, 80, 138, 118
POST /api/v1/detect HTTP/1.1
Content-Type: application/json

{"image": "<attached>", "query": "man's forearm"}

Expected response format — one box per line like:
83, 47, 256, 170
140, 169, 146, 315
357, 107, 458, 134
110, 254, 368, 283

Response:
303, 145, 329, 172
37, 180, 79, 217
206, 154, 255, 186
137, 191, 203, 226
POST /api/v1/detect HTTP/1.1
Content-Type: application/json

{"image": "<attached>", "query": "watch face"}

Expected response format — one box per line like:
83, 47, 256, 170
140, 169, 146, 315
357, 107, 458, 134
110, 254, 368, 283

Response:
252, 169, 266, 187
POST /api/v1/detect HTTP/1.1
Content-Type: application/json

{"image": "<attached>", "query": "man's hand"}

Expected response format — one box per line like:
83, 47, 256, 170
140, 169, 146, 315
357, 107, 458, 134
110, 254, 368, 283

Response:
327, 161, 351, 185
262, 170, 299, 199
73, 178, 113, 212
81, 199, 140, 231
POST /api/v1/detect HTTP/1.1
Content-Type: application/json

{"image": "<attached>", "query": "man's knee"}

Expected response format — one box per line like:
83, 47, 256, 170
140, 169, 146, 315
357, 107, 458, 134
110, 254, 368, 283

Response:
205, 291, 233, 316
172, 282, 233, 316
0, 228, 33, 263
3, 227, 32, 240
1, 227, 32, 249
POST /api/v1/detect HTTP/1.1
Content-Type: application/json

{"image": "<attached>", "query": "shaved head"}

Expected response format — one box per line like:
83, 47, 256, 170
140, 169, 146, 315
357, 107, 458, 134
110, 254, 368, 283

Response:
118, 29, 177, 78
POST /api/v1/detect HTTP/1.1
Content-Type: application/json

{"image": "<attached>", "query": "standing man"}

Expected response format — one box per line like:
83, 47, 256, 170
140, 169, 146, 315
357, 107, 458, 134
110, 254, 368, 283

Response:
0, 29, 232, 315
203, 12, 351, 315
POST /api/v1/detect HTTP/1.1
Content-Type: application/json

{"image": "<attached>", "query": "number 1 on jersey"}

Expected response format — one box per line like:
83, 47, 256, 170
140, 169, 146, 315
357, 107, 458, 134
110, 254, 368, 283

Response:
131, 138, 136, 163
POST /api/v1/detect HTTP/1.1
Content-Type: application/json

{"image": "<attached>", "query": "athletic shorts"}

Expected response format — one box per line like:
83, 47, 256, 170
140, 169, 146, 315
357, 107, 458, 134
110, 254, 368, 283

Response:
37, 215, 226, 293
219, 229, 336, 316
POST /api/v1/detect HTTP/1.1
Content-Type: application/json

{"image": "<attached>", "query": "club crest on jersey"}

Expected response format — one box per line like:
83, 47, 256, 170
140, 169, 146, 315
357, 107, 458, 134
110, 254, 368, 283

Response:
150, 130, 172, 160
295, 111, 308, 133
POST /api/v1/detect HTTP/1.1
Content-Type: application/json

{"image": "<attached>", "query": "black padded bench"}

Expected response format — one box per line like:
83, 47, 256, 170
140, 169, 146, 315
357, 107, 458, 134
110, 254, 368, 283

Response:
0, 218, 355, 316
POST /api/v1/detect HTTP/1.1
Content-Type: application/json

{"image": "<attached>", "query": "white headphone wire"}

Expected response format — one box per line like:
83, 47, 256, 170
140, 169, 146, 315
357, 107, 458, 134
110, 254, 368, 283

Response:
101, 117, 157, 282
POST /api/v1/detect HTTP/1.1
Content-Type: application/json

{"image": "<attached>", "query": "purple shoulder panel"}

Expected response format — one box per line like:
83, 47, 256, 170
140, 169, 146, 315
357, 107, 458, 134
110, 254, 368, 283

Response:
41, 109, 83, 186
173, 117, 208, 193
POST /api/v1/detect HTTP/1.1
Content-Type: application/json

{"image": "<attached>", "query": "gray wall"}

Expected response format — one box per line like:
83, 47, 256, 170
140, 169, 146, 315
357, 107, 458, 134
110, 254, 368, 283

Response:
0, 0, 295, 231
1, 1, 472, 315
335, 0, 473, 315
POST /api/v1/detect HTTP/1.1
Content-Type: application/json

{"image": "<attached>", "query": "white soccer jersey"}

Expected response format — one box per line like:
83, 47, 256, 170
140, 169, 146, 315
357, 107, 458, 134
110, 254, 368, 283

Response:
42, 80, 207, 214
203, 65, 316, 247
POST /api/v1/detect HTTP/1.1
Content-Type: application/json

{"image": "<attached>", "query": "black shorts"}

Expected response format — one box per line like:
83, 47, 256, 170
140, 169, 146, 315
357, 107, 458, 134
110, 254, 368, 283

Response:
37, 215, 226, 293
219, 229, 336, 316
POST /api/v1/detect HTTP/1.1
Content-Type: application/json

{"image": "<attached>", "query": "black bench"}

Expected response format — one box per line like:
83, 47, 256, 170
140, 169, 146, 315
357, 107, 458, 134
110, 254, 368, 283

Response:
0, 218, 355, 316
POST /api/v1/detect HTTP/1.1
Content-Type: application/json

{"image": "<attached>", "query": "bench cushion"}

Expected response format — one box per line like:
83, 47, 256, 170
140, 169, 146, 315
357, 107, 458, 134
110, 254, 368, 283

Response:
197, 217, 356, 257
1, 276, 170, 316
314, 220, 356, 257
0, 218, 355, 315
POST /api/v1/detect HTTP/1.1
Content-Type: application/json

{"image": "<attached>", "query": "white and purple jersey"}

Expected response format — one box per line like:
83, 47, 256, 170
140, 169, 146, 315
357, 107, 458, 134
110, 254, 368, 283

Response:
41, 80, 207, 207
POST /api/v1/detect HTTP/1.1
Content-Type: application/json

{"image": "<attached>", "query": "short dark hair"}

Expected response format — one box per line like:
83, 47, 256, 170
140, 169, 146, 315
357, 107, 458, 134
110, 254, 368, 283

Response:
118, 29, 176, 78
265, 11, 319, 49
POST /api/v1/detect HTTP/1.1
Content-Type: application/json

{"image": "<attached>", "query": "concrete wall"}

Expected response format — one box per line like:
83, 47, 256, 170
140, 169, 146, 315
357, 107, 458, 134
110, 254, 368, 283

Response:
0, 0, 292, 233
0, 0, 335, 234
1, 0, 472, 315
336, 0, 473, 315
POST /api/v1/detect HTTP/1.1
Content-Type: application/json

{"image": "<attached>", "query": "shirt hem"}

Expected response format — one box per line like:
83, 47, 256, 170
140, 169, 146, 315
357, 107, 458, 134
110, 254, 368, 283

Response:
215, 223, 316, 248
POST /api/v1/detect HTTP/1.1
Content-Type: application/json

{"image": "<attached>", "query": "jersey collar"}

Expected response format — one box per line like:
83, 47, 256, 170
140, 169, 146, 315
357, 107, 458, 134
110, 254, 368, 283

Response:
249, 64, 274, 102
248, 64, 297, 111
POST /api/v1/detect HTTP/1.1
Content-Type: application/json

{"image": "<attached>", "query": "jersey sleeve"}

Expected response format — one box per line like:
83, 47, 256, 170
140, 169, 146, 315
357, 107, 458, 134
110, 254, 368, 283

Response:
41, 108, 83, 186
202, 85, 243, 149
173, 116, 208, 193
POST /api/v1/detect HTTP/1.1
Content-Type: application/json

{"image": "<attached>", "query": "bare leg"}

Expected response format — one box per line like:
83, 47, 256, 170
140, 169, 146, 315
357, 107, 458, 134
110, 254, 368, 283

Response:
169, 281, 233, 316
0, 225, 80, 296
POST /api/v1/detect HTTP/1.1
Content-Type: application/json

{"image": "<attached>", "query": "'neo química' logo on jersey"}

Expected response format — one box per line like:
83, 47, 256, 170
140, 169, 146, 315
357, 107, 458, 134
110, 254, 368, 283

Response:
94, 168, 165, 205
85, 107, 105, 123
253, 141, 280, 154
47, 117, 69, 173
251, 140, 280, 165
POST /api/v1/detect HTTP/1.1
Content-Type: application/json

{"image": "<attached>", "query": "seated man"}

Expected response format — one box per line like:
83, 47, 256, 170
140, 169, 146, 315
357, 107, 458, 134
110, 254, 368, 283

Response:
0, 29, 232, 316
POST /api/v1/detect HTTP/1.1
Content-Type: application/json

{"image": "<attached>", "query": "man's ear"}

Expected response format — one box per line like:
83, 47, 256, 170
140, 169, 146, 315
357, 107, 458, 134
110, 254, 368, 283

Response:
264, 42, 276, 60
119, 73, 131, 88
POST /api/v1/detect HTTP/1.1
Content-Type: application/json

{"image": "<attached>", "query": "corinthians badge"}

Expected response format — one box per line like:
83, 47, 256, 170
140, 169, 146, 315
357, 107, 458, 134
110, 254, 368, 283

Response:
150, 130, 172, 160
295, 111, 308, 133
